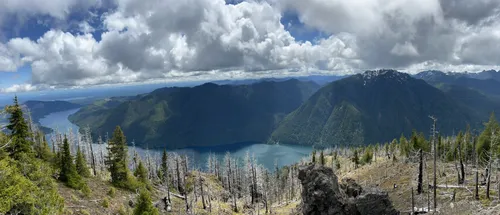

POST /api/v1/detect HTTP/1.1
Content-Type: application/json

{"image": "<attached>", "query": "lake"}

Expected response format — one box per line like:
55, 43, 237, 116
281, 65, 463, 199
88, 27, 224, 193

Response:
39, 109, 312, 170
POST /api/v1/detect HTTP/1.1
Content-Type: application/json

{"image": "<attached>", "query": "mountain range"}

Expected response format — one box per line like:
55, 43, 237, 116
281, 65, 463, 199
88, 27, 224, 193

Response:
69, 79, 320, 148
69, 70, 500, 148
270, 70, 499, 146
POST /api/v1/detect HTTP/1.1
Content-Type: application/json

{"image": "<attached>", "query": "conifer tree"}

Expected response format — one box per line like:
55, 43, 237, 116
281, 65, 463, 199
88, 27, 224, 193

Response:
36, 133, 53, 162
133, 189, 159, 215
477, 113, 499, 165
352, 149, 359, 169
320, 150, 325, 166
107, 126, 129, 186
135, 160, 149, 184
76, 147, 91, 178
311, 150, 316, 164
6, 96, 32, 159
160, 149, 168, 182
59, 136, 83, 189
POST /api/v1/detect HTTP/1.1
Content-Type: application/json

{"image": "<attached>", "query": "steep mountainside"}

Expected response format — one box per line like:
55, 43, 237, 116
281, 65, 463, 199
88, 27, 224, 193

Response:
415, 70, 500, 98
24, 100, 82, 121
271, 70, 480, 147
21, 100, 82, 133
70, 79, 320, 148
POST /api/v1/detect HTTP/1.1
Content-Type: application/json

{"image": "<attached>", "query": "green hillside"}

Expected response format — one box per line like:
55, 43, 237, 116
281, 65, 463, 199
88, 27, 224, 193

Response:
69, 79, 320, 148
270, 70, 489, 147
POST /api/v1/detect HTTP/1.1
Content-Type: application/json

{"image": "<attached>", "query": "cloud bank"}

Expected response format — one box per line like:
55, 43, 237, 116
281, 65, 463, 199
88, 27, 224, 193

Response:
1, 0, 500, 92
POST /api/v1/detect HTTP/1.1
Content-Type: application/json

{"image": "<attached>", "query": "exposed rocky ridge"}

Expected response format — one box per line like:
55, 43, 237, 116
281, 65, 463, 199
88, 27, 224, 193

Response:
298, 165, 399, 215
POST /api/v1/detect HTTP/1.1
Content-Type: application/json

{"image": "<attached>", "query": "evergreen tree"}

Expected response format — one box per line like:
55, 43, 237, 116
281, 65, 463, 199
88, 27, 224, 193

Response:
477, 113, 499, 165
133, 189, 159, 215
352, 149, 359, 169
320, 150, 325, 166
311, 150, 316, 164
35, 132, 53, 162
6, 96, 32, 159
107, 126, 130, 186
59, 136, 83, 189
160, 149, 168, 182
400, 134, 409, 157
135, 160, 149, 184
75, 147, 91, 178
362, 146, 373, 164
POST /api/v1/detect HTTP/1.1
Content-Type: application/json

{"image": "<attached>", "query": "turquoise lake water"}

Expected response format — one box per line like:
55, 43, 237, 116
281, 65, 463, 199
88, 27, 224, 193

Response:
39, 109, 312, 170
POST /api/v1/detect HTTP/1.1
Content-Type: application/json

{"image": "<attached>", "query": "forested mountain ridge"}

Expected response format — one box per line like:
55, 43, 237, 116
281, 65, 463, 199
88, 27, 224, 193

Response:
415, 70, 500, 99
23, 100, 81, 121
69, 79, 320, 148
270, 70, 485, 147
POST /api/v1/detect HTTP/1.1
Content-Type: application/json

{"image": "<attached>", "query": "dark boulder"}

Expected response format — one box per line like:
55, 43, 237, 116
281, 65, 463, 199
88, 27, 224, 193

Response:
341, 178, 363, 198
298, 165, 399, 215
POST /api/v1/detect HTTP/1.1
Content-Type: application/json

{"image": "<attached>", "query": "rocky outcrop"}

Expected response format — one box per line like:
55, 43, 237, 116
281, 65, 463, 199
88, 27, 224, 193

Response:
298, 165, 399, 215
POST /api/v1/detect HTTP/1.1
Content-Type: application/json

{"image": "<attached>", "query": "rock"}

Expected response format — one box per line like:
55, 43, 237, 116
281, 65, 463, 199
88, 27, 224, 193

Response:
353, 188, 399, 215
341, 178, 363, 198
128, 199, 135, 207
298, 165, 399, 215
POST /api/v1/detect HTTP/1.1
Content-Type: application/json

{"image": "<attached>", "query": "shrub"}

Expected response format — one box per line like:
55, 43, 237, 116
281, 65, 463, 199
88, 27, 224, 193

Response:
101, 197, 110, 208
108, 187, 116, 198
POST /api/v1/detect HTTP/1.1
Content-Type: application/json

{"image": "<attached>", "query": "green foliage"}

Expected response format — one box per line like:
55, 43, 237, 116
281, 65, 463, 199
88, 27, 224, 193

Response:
477, 113, 500, 165
35, 132, 53, 162
361, 146, 373, 164
133, 189, 159, 215
59, 136, 85, 189
70, 80, 320, 149
319, 150, 325, 166
352, 149, 359, 169
75, 147, 91, 177
271, 70, 478, 147
108, 187, 116, 198
118, 204, 130, 215
0, 156, 64, 214
159, 149, 168, 183
107, 126, 130, 187
134, 160, 149, 184
6, 96, 32, 159
311, 150, 316, 164
101, 197, 110, 208
400, 134, 410, 157
335, 159, 341, 170
81, 183, 92, 198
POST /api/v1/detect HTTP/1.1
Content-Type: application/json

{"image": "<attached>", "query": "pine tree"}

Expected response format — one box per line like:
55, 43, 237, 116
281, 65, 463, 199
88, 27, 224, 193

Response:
160, 149, 168, 182
35, 132, 53, 162
135, 160, 149, 184
6, 96, 32, 159
400, 134, 409, 157
76, 147, 91, 178
352, 149, 359, 169
59, 136, 83, 189
477, 113, 499, 165
311, 150, 316, 164
133, 189, 159, 215
319, 150, 325, 166
107, 126, 130, 186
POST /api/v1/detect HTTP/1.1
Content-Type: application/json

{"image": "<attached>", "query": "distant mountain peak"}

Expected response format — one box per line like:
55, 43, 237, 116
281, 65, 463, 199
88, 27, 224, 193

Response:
358, 69, 410, 85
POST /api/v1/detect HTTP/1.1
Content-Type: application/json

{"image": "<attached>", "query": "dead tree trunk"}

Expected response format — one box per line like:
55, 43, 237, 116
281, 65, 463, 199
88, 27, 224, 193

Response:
88, 135, 97, 176
199, 172, 206, 210
458, 141, 465, 184
417, 149, 423, 194
176, 156, 184, 195
486, 163, 492, 199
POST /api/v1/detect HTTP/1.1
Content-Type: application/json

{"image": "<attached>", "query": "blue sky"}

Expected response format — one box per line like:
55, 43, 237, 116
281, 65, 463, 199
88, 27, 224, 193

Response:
1, 0, 500, 93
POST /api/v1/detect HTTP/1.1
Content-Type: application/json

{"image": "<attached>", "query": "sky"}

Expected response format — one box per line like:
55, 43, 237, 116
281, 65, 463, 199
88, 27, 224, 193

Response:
1, 0, 500, 93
